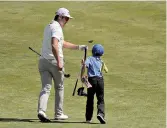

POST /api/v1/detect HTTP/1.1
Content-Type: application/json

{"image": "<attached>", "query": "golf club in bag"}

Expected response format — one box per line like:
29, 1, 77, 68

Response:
72, 48, 92, 97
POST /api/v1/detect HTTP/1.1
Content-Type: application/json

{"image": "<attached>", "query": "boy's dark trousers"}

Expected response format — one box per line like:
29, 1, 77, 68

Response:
85, 76, 105, 121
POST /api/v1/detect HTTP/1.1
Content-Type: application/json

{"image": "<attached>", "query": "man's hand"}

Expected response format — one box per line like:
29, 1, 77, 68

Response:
58, 62, 63, 71
78, 45, 88, 51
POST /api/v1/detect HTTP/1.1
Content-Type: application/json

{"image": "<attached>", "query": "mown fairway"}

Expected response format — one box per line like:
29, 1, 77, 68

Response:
0, 1, 166, 128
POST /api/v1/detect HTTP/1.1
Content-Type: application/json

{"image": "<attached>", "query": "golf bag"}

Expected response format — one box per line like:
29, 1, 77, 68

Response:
77, 87, 87, 96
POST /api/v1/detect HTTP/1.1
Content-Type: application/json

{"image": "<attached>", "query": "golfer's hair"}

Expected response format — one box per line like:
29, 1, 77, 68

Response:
94, 53, 102, 56
54, 15, 59, 21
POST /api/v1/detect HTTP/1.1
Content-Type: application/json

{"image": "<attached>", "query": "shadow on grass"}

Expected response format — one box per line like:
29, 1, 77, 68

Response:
49, 120, 99, 124
0, 118, 38, 122
0, 118, 99, 124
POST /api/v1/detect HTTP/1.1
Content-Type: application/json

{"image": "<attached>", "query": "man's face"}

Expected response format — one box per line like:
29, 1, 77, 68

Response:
58, 16, 70, 28
62, 16, 69, 25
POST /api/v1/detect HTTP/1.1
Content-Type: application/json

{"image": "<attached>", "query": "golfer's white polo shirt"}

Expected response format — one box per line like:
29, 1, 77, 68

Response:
40, 20, 64, 61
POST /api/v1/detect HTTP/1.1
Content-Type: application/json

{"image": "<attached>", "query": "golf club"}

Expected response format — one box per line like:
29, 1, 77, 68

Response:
72, 48, 87, 96
28, 47, 70, 78
72, 40, 94, 96
88, 40, 93, 43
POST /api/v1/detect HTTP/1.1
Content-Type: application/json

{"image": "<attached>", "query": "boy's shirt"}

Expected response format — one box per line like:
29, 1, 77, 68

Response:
85, 56, 103, 77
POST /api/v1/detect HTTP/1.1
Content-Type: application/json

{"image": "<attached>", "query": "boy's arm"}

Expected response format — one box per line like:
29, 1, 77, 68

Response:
103, 62, 108, 73
101, 61, 108, 73
81, 59, 86, 78
80, 58, 92, 88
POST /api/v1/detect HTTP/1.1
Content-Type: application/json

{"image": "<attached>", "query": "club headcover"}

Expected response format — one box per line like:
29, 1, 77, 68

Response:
77, 87, 87, 97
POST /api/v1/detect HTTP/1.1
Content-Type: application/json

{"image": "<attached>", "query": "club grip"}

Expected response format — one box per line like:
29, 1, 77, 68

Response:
72, 79, 78, 96
29, 47, 41, 56
29, 47, 33, 51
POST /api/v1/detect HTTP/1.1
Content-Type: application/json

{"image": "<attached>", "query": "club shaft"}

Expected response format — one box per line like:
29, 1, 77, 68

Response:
29, 47, 41, 57
72, 48, 87, 96
29, 47, 70, 78
72, 79, 78, 96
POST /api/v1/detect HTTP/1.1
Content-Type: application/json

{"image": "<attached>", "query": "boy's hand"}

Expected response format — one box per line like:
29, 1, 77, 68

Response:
81, 59, 85, 65
81, 75, 88, 82
81, 76, 92, 88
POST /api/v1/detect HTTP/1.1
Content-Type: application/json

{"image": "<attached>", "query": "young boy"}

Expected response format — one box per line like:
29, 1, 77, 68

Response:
81, 44, 106, 124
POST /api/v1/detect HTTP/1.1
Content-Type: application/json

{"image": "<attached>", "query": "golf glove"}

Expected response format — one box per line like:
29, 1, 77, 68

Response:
78, 45, 88, 51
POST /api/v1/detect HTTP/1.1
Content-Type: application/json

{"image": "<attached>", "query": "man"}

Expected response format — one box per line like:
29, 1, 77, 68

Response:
37, 7, 88, 122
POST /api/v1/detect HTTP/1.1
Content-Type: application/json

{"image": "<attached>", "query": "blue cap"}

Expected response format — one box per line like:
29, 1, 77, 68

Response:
92, 44, 104, 56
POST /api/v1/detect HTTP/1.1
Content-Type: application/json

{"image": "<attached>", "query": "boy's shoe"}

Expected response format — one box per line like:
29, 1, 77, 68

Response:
55, 114, 68, 120
97, 114, 106, 124
38, 111, 51, 122
85, 120, 92, 123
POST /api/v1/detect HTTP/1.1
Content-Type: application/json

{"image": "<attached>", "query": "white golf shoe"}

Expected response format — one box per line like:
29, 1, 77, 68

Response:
38, 111, 51, 122
55, 114, 68, 120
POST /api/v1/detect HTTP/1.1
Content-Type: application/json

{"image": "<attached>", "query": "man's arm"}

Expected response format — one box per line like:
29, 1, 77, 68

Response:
63, 41, 79, 49
52, 37, 62, 70
63, 41, 88, 50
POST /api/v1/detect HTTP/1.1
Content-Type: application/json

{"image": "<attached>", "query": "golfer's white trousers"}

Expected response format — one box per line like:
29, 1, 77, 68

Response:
38, 58, 64, 116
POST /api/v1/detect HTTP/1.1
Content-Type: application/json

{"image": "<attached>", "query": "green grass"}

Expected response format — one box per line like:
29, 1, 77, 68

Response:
0, 1, 166, 128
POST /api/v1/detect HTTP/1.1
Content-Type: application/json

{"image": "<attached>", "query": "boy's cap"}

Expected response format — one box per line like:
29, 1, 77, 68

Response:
92, 44, 104, 56
55, 8, 73, 19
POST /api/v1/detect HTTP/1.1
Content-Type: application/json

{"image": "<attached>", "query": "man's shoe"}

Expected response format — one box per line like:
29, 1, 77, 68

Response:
38, 111, 51, 122
55, 114, 68, 120
97, 114, 106, 124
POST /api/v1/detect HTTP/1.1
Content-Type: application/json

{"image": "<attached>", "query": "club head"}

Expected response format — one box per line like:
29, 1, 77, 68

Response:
77, 87, 87, 97
88, 40, 93, 43
80, 91, 87, 96
64, 74, 70, 78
